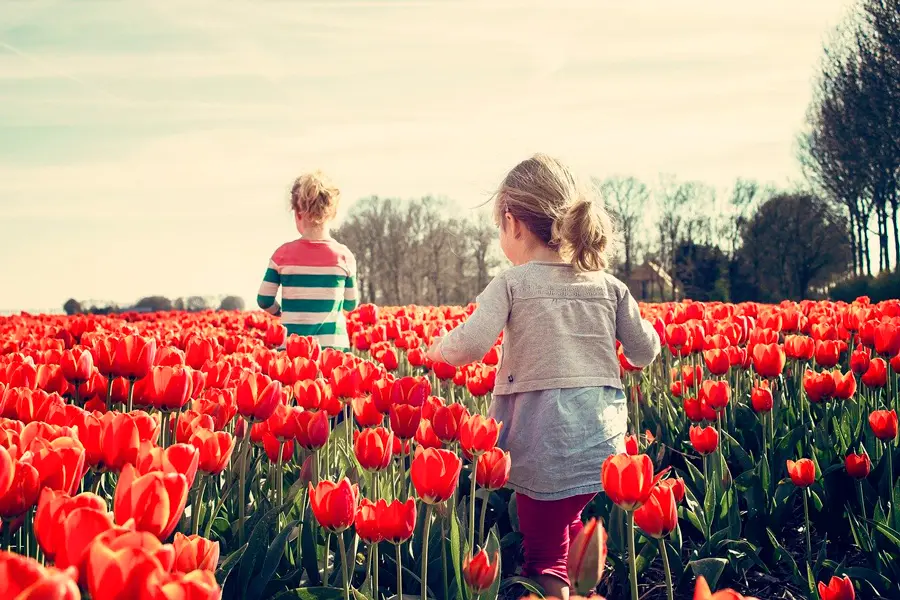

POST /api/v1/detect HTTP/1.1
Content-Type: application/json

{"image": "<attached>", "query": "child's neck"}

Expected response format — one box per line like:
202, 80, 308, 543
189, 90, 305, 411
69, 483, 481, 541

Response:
303, 226, 331, 241
524, 245, 564, 264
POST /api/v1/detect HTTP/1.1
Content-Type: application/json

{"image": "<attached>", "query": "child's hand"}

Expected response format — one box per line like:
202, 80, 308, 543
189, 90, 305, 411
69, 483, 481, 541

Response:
426, 337, 445, 363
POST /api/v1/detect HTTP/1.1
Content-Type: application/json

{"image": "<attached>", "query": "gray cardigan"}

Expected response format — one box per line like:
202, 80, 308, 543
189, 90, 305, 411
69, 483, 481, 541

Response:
438, 261, 660, 395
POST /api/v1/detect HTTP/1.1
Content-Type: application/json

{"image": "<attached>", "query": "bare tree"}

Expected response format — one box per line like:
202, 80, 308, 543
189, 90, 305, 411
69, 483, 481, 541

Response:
598, 176, 650, 277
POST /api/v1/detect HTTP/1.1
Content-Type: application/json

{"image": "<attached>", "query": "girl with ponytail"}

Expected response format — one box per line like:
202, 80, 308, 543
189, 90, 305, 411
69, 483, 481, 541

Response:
427, 154, 660, 599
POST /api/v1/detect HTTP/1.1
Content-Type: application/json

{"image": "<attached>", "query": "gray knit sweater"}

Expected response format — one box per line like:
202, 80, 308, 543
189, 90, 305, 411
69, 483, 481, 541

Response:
438, 261, 661, 394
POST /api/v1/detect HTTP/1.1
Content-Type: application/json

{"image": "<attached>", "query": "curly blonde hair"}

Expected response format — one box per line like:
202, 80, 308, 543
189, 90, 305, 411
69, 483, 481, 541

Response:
493, 153, 614, 272
290, 171, 341, 224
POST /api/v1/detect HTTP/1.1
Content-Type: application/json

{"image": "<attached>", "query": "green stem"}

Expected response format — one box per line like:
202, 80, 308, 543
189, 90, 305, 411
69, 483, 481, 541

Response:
421, 505, 433, 600
126, 378, 135, 412
627, 511, 639, 600
374, 543, 380, 600
468, 460, 478, 552
238, 422, 251, 545
803, 489, 812, 562
478, 492, 488, 546
441, 521, 449, 600
106, 377, 114, 409
192, 476, 207, 535
395, 542, 404, 600
277, 441, 285, 509
91, 471, 103, 495
660, 538, 674, 600
857, 479, 867, 529
338, 533, 351, 600
400, 442, 408, 502
324, 533, 332, 586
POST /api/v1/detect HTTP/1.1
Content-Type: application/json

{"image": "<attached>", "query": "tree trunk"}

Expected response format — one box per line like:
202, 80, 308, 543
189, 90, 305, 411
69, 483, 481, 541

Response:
848, 210, 858, 275
892, 199, 900, 273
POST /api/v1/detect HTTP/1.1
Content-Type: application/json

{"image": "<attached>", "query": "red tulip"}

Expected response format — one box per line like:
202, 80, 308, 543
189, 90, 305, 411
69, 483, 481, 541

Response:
355, 499, 384, 543
601, 453, 656, 511
476, 448, 511, 491
415, 418, 443, 449
831, 370, 857, 400
817, 575, 855, 600
411, 447, 463, 504
861, 358, 887, 388
113, 464, 189, 540
751, 343, 785, 378
262, 432, 294, 463
295, 410, 330, 450
874, 322, 900, 356
309, 478, 360, 533
390, 376, 429, 407
567, 518, 607, 596
190, 429, 236, 475
389, 403, 422, 440
0, 457, 40, 518
689, 425, 719, 455
264, 323, 287, 348
100, 411, 160, 472
136, 442, 200, 488
0, 445, 12, 499
701, 380, 730, 411
850, 346, 871, 375
634, 484, 678, 538
34, 488, 107, 561
184, 337, 216, 370
352, 395, 383, 428
459, 415, 501, 455
462, 549, 499, 593
432, 403, 469, 443
703, 349, 730, 375
147, 569, 220, 600
85, 533, 172, 600
658, 477, 686, 503
147, 366, 193, 411
380, 498, 417, 543
784, 335, 815, 361
803, 369, 836, 403
845, 453, 870, 479
172, 532, 220, 572
235, 372, 282, 423
868, 409, 898, 441
0, 550, 80, 600
694, 575, 760, 600
624, 434, 639, 455
112, 335, 157, 380
355, 427, 394, 472
750, 383, 773, 413
786, 458, 816, 488
61, 347, 94, 383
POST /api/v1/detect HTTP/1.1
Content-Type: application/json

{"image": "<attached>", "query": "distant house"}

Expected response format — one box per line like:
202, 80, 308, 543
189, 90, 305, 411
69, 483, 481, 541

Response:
621, 261, 681, 302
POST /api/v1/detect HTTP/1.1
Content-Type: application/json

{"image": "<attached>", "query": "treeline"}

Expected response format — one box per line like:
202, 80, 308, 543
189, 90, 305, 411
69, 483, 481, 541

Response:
334, 181, 854, 306
800, 0, 900, 278
62, 295, 246, 315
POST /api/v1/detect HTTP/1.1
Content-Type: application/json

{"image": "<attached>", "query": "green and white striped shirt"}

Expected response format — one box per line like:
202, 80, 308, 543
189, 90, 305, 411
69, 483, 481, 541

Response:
257, 238, 358, 350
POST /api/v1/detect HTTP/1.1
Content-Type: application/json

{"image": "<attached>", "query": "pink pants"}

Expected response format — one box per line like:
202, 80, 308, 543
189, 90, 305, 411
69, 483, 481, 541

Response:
515, 492, 596, 585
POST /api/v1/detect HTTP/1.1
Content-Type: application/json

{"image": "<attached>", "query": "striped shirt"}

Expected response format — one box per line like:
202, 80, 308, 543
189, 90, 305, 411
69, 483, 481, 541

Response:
256, 238, 358, 350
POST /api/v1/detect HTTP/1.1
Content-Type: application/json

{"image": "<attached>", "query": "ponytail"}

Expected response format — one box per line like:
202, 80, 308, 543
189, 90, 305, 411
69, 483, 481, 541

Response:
556, 197, 612, 272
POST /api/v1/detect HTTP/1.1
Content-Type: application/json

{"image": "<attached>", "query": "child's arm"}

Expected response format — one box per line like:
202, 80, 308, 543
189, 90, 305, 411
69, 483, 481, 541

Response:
432, 276, 509, 367
257, 258, 282, 316
343, 254, 359, 312
616, 288, 661, 368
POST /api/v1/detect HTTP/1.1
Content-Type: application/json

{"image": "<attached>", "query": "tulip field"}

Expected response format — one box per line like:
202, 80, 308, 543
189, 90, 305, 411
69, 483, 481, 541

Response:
1, 299, 899, 600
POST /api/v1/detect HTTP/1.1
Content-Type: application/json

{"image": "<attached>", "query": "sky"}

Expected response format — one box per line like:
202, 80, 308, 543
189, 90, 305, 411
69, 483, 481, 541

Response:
0, 0, 853, 313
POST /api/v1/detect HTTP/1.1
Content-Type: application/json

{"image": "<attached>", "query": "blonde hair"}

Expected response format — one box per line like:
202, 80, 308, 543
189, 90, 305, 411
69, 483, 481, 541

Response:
493, 153, 613, 272
290, 171, 340, 224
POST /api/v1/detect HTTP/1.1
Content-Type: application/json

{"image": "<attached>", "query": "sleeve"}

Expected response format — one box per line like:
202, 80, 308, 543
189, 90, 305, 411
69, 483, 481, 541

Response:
615, 287, 661, 368
438, 275, 510, 366
257, 256, 282, 315
343, 251, 358, 312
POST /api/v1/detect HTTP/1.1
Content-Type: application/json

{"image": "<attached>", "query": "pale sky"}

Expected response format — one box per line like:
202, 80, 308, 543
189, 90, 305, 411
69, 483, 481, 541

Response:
0, 0, 852, 312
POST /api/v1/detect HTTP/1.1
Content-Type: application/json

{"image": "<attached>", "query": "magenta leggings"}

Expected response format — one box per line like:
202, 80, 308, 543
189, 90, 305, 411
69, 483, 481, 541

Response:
516, 492, 596, 585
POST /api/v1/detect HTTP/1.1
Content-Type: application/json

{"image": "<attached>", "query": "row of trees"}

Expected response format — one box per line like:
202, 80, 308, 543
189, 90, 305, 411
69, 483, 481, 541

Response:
800, 0, 900, 276
62, 295, 246, 315
334, 179, 852, 306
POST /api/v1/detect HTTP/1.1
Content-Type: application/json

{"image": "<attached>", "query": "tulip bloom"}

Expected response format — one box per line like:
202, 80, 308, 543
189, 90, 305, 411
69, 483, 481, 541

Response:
601, 453, 655, 511
701, 380, 730, 411
432, 403, 469, 442
352, 395, 383, 428
147, 366, 193, 411
411, 447, 463, 504
0, 458, 40, 518
476, 448, 511, 491
751, 343, 785, 378
355, 499, 384, 543
658, 477, 686, 503
850, 346, 871, 374
868, 409, 898, 441
190, 429, 236, 475
295, 410, 330, 450
85, 533, 173, 600
861, 358, 888, 388
786, 458, 816, 488
703, 349, 730, 375
112, 335, 157, 380
803, 369, 836, 403
100, 411, 160, 472
136, 443, 200, 488
462, 549, 499, 593
567, 518, 607, 596
389, 403, 423, 440
0, 550, 81, 600
61, 347, 94, 384
0, 445, 12, 500
379, 498, 417, 543
624, 434, 639, 455
309, 478, 360, 533
114, 464, 189, 540
235, 372, 282, 423
817, 575, 855, 600
845, 453, 870, 479
34, 488, 107, 561
172, 532, 220, 572
634, 484, 678, 539
689, 425, 719, 455
459, 415, 501, 455
415, 418, 443, 449
354, 426, 394, 472
832, 370, 857, 400
148, 569, 220, 600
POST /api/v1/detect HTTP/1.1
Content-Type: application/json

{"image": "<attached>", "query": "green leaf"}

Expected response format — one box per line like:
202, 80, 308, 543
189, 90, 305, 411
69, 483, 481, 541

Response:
634, 538, 659, 575
216, 544, 248, 585
449, 503, 467, 600
247, 519, 301, 600
225, 507, 279, 600
688, 557, 727, 590
483, 529, 502, 600
271, 587, 344, 600
862, 517, 900, 551
766, 528, 800, 580
843, 567, 893, 595
301, 509, 323, 586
